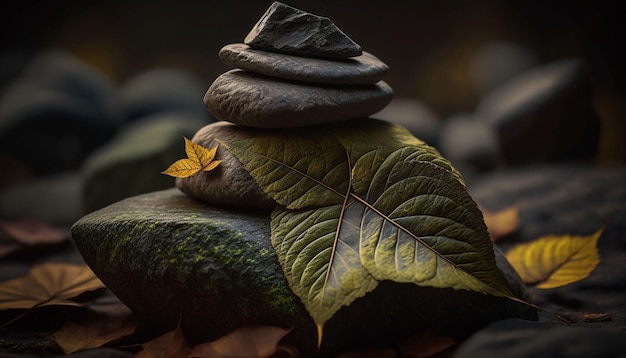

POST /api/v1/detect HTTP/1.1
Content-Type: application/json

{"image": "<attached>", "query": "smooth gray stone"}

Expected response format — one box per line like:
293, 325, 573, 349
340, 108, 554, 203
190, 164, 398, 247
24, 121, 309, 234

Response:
373, 97, 441, 147
244, 2, 361, 59
119, 68, 216, 122
219, 43, 387, 85
175, 121, 276, 210
71, 188, 537, 356
82, 113, 208, 212
0, 171, 83, 225
469, 41, 539, 96
478, 58, 600, 165
454, 319, 626, 358
438, 114, 500, 173
0, 50, 122, 175
205, 69, 393, 128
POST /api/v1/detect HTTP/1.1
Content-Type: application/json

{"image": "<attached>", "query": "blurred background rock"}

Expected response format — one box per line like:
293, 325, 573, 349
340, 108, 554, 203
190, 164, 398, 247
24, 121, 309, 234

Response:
0, 0, 624, 222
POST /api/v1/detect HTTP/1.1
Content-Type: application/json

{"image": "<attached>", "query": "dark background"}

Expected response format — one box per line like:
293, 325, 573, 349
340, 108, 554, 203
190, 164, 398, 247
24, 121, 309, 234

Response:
2, 0, 624, 117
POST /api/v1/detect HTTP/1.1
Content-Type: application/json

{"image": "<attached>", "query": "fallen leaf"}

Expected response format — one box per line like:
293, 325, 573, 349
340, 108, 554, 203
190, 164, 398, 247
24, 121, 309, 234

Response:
162, 137, 221, 178
136, 321, 190, 358
53, 313, 138, 354
400, 331, 456, 357
190, 325, 293, 358
580, 312, 612, 322
481, 205, 519, 241
0, 218, 68, 258
0, 262, 106, 310
505, 227, 603, 289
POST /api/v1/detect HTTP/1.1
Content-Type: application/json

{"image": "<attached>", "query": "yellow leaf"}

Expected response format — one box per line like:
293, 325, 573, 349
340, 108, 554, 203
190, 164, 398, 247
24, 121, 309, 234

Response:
482, 205, 520, 241
162, 159, 202, 178
162, 137, 221, 178
505, 227, 603, 289
0, 262, 106, 310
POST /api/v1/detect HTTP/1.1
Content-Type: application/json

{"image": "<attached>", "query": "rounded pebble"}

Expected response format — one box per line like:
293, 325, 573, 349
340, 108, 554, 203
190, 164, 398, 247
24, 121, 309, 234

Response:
205, 69, 393, 128
219, 43, 388, 85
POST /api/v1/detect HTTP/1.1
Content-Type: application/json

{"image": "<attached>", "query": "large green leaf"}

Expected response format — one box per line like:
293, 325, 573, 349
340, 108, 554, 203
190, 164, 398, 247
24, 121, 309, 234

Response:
222, 119, 513, 330
271, 201, 377, 325
220, 131, 349, 209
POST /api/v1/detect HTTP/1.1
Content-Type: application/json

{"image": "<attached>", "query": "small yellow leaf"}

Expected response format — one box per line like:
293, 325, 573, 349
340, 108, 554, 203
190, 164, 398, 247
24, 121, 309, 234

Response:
162, 137, 221, 178
202, 160, 221, 172
162, 159, 202, 178
505, 227, 603, 289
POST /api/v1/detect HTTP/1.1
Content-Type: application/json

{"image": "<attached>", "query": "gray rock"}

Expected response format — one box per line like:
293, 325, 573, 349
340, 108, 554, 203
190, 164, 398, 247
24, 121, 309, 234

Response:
454, 319, 626, 358
205, 69, 393, 128
244, 2, 362, 59
71, 188, 536, 356
82, 113, 208, 212
373, 98, 441, 147
0, 171, 83, 225
219, 43, 387, 85
477, 58, 600, 165
17, 50, 124, 126
119, 68, 215, 122
0, 50, 122, 175
175, 121, 276, 210
469, 41, 539, 97
438, 114, 501, 174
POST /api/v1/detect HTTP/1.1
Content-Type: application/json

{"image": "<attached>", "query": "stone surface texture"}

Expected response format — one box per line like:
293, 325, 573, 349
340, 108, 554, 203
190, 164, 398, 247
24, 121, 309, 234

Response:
244, 2, 361, 59
205, 69, 392, 128
175, 121, 276, 209
219, 43, 387, 85
71, 188, 537, 356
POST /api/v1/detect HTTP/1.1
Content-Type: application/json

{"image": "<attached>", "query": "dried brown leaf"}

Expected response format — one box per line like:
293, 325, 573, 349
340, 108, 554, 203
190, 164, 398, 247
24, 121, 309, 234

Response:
0, 217, 68, 245
190, 326, 292, 358
0, 218, 68, 258
53, 313, 138, 354
136, 322, 190, 358
0, 262, 106, 311
581, 312, 612, 322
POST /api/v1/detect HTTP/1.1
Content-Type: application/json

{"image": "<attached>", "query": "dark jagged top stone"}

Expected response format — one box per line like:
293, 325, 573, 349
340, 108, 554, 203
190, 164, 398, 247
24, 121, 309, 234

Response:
244, 2, 362, 59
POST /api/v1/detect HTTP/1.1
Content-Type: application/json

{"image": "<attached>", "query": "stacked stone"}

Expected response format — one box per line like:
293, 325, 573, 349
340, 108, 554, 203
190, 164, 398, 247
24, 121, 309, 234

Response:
205, 1, 392, 129
177, 1, 393, 208
71, 3, 538, 355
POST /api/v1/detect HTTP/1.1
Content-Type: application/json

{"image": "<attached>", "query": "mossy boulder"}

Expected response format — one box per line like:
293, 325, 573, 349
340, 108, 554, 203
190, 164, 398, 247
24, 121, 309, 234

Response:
71, 188, 536, 356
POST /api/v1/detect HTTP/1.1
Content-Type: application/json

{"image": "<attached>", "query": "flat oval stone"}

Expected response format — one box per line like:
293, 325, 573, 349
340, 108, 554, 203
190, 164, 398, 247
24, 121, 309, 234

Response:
219, 43, 388, 85
71, 188, 536, 355
175, 121, 277, 209
205, 69, 393, 128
